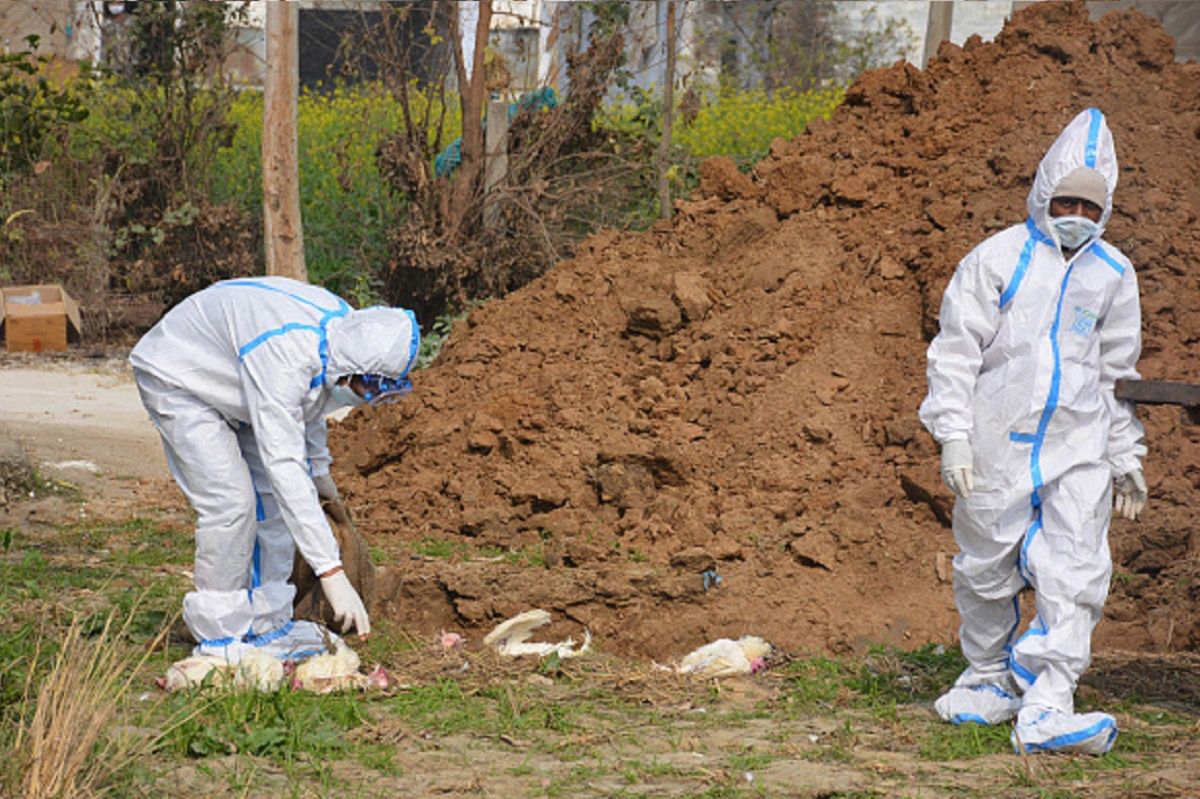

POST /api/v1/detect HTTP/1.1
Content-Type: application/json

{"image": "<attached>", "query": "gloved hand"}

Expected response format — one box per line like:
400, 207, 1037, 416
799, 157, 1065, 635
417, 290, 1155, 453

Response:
940, 438, 974, 498
313, 473, 340, 503
1113, 468, 1147, 521
320, 569, 371, 635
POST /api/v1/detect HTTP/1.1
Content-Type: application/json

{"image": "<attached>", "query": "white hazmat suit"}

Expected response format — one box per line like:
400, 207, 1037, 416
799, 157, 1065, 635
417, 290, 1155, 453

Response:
920, 109, 1144, 754
131, 277, 419, 663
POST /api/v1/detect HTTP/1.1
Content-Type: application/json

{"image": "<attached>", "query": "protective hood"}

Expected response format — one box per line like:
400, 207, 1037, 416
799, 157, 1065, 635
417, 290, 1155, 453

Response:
1027, 108, 1117, 244
326, 306, 420, 381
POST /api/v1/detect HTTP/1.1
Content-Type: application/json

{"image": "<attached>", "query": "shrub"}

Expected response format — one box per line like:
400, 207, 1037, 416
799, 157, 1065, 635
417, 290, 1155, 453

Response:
0, 37, 95, 181
674, 85, 844, 162
211, 82, 460, 298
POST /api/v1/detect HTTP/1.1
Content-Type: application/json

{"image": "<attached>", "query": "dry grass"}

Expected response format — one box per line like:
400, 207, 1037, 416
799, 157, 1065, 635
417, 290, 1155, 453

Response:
7, 607, 171, 799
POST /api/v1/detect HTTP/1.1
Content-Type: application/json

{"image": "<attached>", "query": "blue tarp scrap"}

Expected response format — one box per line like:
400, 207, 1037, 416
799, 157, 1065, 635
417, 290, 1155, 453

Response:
434, 87, 559, 178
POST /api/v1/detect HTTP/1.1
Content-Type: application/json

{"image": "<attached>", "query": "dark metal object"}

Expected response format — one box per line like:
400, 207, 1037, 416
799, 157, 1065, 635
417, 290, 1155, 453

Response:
1114, 379, 1200, 424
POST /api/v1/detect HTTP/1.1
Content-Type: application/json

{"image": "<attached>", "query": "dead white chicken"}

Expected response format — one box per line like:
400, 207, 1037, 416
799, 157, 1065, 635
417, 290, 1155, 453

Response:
292, 643, 367, 693
234, 649, 285, 692
161, 655, 229, 692
676, 636, 772, 678
482, 609, 591, 658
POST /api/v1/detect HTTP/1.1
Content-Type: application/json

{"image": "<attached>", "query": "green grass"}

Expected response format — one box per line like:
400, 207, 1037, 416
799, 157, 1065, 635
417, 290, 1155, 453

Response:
726, 749, 775, 771
382, 678, 587, 738
414, 536, 548, 568
780, 644, 968, 716
2, 505, 1195, 797
919, 721, 1011, 761
158, 687, 367, 760
412, 536, 464, 560
0, 622, 41, 718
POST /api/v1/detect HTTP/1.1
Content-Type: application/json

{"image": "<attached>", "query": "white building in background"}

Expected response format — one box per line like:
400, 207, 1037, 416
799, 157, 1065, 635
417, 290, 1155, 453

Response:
0, 0, 102, 61
1, 1, 1196, 92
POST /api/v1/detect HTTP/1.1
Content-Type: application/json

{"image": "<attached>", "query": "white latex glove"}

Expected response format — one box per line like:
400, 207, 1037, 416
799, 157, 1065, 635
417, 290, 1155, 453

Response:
1113, 468, 1147, 521
940, 438, 974, 498
320, 570, 370, 635
313, 473, 340, 503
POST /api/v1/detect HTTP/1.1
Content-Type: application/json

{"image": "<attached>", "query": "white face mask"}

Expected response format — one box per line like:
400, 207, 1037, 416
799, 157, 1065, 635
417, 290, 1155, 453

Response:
329, 382, 364, 408
1051, 215, 1100, 250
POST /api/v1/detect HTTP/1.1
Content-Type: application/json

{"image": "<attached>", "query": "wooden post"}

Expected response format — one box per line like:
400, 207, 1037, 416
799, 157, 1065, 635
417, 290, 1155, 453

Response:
656, 0, 677, 220
448, 0, 493, 237
484, 99, 510, 230
263, 0, 306, 281
922, 0, 954, 67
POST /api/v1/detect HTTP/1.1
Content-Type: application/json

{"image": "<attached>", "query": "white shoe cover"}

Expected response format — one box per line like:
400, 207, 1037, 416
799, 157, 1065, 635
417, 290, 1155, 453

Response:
935, 682, 1021, 725
193, 639, 256, 665
1011, 706, 1118, 755
244, 619, 341, 662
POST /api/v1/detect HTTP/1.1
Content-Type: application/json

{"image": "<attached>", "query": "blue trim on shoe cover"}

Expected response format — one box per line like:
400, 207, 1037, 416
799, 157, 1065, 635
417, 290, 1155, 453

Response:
973, 683, 1015, 700
198, 636, 239, 648
1013, 717, 1117, 754
272, 647, 325, 662
244, 620, 295, 646
952, 713, 990, 725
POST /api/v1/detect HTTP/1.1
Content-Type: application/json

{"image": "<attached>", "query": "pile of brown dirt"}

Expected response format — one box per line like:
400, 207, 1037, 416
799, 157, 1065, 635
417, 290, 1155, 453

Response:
332, 1, 1200, 660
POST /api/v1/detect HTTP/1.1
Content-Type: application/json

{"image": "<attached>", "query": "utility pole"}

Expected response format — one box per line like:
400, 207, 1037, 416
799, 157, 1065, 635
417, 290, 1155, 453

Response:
923, 1, 954, 67
656, 0, 677, 220
263, 0, 306, 281
484, 99, 510, 230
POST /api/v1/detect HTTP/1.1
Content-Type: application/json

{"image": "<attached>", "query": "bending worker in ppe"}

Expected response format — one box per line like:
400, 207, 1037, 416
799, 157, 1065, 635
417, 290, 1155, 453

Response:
919, 108, 1146, 755
130, 277, 419, 664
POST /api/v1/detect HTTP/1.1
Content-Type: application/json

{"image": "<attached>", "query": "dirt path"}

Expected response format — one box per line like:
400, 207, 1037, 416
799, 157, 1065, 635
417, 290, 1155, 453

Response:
0, 353, 184, 522
0, 354, 167, 479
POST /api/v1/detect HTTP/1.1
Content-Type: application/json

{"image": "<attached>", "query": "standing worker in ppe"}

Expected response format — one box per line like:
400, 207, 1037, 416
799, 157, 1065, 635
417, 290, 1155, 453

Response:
131, 277, 419, 664
919, 108, 1146, 755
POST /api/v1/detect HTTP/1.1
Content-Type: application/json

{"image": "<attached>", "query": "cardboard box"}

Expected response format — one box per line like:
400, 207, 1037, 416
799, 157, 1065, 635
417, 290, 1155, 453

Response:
0, 284, 82, 353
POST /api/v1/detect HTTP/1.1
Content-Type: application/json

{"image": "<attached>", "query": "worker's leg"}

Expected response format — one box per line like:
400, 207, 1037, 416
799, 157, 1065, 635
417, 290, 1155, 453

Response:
1010, 462, 1117, 754
1011, 462, 1112, 708
134, 370, 256, 662
238, 426, 337, 661
936, 489, 1030, 724
235, 424, 296, 636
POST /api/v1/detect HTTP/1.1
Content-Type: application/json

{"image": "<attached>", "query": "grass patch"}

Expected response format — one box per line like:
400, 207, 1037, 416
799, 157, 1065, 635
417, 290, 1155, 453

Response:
1, 605, 173, 798
353, 617, 424, 666
780, 656, 853, 708
919, 721, 1011, 761
781, 644, 967, 716
412, 536, 464, 560
158, 687, 368, 760
387, 678, 486, 735
849, 644, 968, 705
2, 546, 114, 597
2, 510, 1196, 797
415, 537, 548, 568
1, 518, 191, 602
726, 749, 775, 772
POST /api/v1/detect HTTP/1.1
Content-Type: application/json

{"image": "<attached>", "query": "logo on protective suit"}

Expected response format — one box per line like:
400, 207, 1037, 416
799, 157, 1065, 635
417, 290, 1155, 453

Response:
1070, 306, 1098, 337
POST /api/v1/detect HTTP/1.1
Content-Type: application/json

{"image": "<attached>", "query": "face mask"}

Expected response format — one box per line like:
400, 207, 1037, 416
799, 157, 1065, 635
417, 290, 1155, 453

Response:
329, 382, 364, 408
1051, 215, 1100, 250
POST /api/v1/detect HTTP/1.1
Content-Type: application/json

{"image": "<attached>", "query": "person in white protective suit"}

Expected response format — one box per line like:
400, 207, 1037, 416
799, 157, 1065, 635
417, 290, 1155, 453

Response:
130, 276, 419, 664
919, 108, 1146, 756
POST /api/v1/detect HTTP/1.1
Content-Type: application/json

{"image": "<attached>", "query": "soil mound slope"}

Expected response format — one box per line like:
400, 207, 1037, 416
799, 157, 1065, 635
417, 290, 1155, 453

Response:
333, 2, 1200, 658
